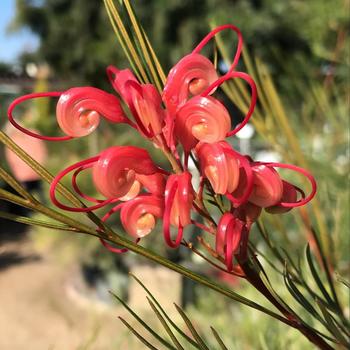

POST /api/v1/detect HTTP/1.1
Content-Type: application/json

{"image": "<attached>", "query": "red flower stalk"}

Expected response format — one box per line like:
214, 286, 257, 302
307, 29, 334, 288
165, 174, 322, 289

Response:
163, 172, 194, 248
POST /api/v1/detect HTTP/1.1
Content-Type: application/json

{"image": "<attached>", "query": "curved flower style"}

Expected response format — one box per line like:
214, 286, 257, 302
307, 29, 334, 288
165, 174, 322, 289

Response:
175, 97, 231, 152
92, 146, 161, 198
121, 195, 164, 238
163, 172, 194, 248
201, 71, 257, 137
196, 141, 239, 195
192, 24, 243, 74
8, 91, 72, 141
56, 87, 128, 137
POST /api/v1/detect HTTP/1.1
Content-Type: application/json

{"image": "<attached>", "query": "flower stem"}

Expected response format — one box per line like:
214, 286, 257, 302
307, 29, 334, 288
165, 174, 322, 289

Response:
239, 258, 334, 350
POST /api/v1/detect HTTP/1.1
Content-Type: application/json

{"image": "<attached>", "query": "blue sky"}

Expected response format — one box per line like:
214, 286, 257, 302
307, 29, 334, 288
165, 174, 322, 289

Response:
0, 0, 39, 63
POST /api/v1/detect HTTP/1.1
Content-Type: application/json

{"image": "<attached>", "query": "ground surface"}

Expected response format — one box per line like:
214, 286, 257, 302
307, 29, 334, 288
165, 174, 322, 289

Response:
0, 215, 183, 350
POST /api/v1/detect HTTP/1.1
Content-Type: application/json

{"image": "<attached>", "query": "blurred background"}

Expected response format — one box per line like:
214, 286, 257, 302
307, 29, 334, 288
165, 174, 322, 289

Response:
0, 0, 349, 349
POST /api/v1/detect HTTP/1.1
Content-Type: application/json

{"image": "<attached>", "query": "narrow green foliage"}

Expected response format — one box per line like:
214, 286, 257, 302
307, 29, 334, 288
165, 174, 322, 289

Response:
118, 316, 159, 350
305, 245, 334, 307
174, 304, 210, 350
130, 274, 200, 348
147, 297, 185, 350
316, 300, 350, 348
283, 263, 324, 324
0, 211, 79, 232
210, 326, 229, 350
110, 291, 176, 350
335, 273, 350, 289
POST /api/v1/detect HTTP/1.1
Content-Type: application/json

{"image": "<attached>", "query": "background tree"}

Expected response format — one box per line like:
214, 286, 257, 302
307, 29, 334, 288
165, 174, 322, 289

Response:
11, 0, 349, 88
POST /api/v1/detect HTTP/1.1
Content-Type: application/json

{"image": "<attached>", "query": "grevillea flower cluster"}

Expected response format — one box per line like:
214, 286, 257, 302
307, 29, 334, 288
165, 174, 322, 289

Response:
8, 25, 316, 273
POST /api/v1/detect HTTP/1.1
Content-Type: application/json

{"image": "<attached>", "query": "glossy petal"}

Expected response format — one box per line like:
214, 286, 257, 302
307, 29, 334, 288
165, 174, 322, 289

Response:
56, 87, 127, 137
121, 195, 164, 238
175, 96, 231, 152
106, 65, 138, 105
248, 164, 283, 207
265, 180, 298, 214
163, 53, 218, 116
136, 172, 166, 196
163, 172, 194, 248
126, 81, 165, 137
92, 146, 159, 198
196, 141, 239, 194
216, 213, 245, 271
236, 202, 262, 223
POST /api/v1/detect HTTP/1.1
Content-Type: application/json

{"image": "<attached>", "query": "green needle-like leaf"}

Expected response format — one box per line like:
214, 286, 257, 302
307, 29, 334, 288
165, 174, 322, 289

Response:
306, 245, 334, 306
110, 292, 176, 350
283, 263, 324, 325
316, 300, 350, 347
147, 297, 185, 350
118, 316, 158, 350
335, 273, 350, 289
174, 304, 210, 350
210, 327, 229, 350
130, 274, 200, 348
0, 211, 79, 232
